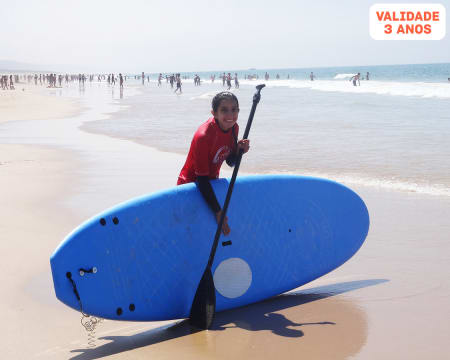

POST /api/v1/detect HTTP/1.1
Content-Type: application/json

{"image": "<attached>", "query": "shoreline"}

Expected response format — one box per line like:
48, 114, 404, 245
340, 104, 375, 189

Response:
1, 83, 449, 359
80, 112, 450, 200
0, 83, 83, 123
78, 83, 450, 199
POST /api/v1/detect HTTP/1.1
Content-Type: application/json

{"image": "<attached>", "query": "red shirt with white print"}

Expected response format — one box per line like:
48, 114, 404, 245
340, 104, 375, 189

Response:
177, 117, 238, 185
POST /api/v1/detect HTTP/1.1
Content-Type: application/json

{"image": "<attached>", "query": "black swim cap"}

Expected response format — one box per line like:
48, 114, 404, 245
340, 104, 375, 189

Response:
212, 92, 239, 112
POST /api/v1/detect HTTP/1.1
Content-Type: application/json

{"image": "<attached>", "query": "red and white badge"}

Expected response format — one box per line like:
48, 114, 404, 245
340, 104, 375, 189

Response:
370, 3, 446, 40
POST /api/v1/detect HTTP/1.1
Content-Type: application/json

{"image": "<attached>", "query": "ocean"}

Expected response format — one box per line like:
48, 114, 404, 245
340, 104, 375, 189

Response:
79, 62, 450, 197
176, 62, 450, 83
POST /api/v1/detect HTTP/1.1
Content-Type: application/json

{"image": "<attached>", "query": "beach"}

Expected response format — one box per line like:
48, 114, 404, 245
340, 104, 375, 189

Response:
0, 83, 80, 123
1, 78, 450, 359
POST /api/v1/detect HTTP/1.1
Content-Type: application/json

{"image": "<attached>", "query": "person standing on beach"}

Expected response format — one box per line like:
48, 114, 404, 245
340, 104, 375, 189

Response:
350, 73, 360, 86
234, 73, 239, 89
119, 73, 124, 88
222, 73, 226, 86
177, 91, 250, 235
366, 72, 370, 80
174, 74, 182, 94
226, 73, 232, 90
158, 73, 162, 86
310, 72, 315, 81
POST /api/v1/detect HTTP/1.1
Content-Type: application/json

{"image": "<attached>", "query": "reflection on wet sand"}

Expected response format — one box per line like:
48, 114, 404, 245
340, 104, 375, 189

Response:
70, 279, 387, 360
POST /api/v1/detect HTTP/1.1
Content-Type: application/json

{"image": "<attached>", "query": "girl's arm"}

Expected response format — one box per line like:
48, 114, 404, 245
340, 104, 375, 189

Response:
196, 176, 221, 213
196, 176, 230, 235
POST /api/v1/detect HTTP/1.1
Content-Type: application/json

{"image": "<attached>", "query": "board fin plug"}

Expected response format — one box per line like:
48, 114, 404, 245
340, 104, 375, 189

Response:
189, 268, 216, 329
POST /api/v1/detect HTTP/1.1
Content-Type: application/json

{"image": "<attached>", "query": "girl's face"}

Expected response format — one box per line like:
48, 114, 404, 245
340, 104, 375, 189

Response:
212, 99, 240, 131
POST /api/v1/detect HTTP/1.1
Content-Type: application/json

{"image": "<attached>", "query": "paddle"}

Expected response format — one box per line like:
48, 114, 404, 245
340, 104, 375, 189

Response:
189, 84, 266, 329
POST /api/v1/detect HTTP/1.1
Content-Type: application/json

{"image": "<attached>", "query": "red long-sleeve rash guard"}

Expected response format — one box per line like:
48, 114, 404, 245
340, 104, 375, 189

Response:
177, 117, 238, 212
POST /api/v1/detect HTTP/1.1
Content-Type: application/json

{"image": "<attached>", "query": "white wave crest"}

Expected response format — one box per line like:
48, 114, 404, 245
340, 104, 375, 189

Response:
274, 170, 450, 197
239, 79, 450, 99
334, 73, 357, 79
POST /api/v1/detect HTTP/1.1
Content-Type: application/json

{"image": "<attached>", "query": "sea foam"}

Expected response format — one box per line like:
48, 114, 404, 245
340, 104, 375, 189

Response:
239, 79, 450, 99
277, 170, 450, 197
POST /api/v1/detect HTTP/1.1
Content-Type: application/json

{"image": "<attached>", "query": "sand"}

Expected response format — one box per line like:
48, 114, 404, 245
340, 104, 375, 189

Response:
0, 83, 80, 123
1, 84, 449, 359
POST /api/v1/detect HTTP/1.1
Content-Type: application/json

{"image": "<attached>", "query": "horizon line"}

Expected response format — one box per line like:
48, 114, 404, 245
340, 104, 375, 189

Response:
1, 60, 449, 75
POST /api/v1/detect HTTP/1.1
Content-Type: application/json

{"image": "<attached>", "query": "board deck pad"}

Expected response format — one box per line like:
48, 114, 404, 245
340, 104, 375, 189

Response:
51, 175, 369, 321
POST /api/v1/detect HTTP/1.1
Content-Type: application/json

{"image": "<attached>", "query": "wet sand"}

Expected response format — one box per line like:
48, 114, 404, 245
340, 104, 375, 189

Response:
1, 85, 449, 359
0, 83, 80, 123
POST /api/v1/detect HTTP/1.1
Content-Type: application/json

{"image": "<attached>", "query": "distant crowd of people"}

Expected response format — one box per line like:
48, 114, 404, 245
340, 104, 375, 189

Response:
1, 74, 16, 89
10, 69, 435, 94
0, 73, 131, 90
158, 74, 183, 93
214, 73, 239, 90
0, 73, 98, 89
5, 70, 450, 93
105, 73, 126, 88
1, 70, 375, 92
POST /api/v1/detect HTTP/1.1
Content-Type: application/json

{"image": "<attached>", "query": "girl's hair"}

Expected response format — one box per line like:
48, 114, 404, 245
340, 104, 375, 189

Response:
211, 92, 239, 112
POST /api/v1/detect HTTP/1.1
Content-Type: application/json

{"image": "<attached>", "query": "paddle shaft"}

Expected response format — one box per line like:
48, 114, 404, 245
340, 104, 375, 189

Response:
207, 85, 265, 269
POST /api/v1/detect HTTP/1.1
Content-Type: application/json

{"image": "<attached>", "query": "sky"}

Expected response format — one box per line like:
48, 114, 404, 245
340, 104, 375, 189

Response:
0, 0, 449, 73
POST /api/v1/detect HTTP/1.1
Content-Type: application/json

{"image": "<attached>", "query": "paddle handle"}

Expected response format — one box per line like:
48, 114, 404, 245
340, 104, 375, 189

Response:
207, 84, 265, 268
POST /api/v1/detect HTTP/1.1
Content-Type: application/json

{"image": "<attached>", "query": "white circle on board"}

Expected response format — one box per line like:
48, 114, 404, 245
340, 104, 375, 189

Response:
213, 257, 252, 299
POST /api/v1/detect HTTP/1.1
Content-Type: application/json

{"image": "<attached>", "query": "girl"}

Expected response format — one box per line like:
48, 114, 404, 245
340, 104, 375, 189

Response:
177, 92, 250, 235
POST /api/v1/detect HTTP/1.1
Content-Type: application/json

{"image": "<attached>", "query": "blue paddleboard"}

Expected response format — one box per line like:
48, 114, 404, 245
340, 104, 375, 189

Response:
50, 175, 369, 321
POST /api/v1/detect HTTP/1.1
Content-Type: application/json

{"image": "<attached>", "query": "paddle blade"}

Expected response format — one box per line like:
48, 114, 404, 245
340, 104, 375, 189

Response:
189, 268, 216, 329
